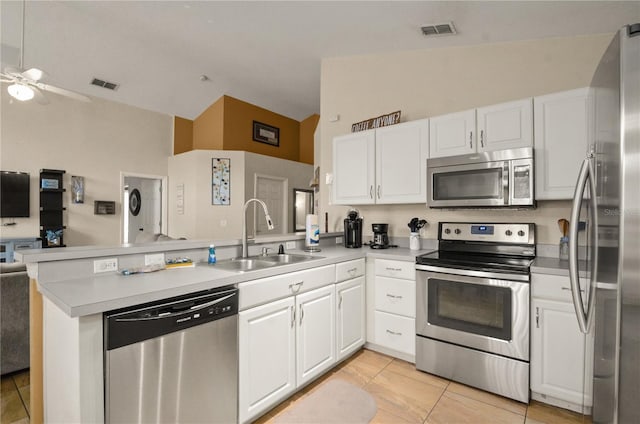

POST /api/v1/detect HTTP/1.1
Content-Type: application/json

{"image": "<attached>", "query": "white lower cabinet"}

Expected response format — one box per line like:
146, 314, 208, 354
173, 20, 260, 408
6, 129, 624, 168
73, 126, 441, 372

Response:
336, 276, 365, 361
530, 273, 594, 413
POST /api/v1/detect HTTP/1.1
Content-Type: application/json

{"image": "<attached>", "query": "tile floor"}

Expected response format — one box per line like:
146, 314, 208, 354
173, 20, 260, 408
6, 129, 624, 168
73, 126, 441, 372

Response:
256, 349, 589, 424
1, 370, 30, 424
0, 350, 589, 424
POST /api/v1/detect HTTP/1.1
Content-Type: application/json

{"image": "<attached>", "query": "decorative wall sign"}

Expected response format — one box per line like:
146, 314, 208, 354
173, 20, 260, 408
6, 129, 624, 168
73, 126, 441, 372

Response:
212, 158, 230, 205
129, 189, 141, 216
94, 200, 116, 215
71, 175, 84, 203
351, 110, 401, 132
252, 121, 280, 146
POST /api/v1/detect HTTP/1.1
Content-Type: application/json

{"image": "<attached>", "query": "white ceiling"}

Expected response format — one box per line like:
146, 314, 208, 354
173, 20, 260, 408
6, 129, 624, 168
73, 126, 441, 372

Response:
1, 1, 639, 121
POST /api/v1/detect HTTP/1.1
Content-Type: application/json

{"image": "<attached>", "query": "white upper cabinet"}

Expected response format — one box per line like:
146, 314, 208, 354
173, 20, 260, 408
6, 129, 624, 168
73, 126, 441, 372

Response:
333, 119, 429, 205
375, 119, 429, 203
429, 109, 476, 158
332, 129, 376, 204
429, 98, 533, 158
476, 98, 533, 152
534, 88, 590, 200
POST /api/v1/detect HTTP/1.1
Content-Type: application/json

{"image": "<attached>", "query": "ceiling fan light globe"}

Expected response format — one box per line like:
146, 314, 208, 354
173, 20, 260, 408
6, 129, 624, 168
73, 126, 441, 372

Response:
8, 83, 34, 101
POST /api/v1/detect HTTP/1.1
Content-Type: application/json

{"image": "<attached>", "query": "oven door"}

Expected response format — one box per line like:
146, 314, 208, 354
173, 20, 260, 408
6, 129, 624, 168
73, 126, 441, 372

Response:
427, 160, 509, 207
416, 266, 529, 361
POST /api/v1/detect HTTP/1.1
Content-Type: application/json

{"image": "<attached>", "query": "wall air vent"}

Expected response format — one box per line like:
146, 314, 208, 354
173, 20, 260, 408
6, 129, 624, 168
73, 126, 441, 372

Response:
421, 22, 457, 37
91, 78, 119, 91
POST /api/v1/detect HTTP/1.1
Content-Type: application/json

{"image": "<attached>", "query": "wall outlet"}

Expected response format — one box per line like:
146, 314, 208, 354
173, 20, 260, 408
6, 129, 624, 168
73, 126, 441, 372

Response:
94, 258, 118, 273
285, 241, 296, 249
336, 236, 343, 244
145, 253, 165, 266
325, 173, 333, 185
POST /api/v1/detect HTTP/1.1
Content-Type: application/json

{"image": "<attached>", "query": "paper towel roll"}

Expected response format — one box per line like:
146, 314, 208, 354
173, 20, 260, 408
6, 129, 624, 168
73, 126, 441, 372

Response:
305, 214, 320, 247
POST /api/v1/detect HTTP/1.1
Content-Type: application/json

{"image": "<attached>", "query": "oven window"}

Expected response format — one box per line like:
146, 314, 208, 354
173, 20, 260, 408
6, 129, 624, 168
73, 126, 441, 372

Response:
433, 168, 502, 200
428, 278, 512, 341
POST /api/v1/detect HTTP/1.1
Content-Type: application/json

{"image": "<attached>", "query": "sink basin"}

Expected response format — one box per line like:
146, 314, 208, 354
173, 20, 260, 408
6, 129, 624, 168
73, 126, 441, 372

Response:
213, 254, 322, 273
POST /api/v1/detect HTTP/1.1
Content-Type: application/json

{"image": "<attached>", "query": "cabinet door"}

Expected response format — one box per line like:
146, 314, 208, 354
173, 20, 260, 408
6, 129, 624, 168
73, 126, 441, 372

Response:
296, 285, 336, 386
476, 98, 533, 152
336, 277, 365, 361
332, 130, 376, 204
530, 298, 594, 407
375, 119, 429, 203
429, 109, 476, 158
239, 297, 296, 423
534, 88, 590, 199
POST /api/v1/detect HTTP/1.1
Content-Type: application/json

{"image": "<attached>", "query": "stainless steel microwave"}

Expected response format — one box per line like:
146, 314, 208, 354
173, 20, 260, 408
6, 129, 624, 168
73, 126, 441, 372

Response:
427, 147, 535, 208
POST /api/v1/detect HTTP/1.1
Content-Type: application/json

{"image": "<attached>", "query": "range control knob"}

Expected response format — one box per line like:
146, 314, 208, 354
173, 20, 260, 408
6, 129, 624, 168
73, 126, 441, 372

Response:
518, 230, 525, 237
505, 230, 513, 236
444, 228, 451, 234
454, 229, 461, 235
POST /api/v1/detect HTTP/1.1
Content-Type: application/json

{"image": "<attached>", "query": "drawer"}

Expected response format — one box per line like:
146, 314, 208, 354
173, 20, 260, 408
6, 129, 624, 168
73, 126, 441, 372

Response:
374, 277, 415, 318
531, 273, 588, 303
336, 258, 365, 282
374, 311, 415, 355
239, 264, 335, 310
375, 259, 415, 280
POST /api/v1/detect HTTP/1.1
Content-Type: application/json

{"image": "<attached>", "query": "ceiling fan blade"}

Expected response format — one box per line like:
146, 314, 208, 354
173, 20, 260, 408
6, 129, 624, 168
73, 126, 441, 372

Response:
31, 85, 50, 105
5, 67, 23, 78
22, 67, 44, 81
35, 82, 91, 102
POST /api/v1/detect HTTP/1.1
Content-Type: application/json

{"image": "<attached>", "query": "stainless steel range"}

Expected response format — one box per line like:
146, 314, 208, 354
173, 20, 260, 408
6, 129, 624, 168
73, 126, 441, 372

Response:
415, 222, 535, 403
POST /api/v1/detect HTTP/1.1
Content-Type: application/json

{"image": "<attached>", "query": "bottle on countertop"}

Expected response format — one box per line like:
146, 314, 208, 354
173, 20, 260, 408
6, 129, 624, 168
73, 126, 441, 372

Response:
559, 237, 569, 261
208, 244, 217, 264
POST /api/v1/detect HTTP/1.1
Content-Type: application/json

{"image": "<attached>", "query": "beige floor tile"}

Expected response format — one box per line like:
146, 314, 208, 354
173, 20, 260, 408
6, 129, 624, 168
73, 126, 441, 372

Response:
340, 359, 385, 386
352, 349, 394, 370
385, 359, 449, 389
17, 386, 29, 416
525, 400, 587, 424
365, 368, 445, 423
426, 391, 525, 424
524, 417, 546, 424
369, 407, 417, 424
0, 378, 16, 396
1, 391, 28, 424
8, 419, 29, 424
446, 381, 527, 416
11, 373, 28, 390
252, 411, 275, 424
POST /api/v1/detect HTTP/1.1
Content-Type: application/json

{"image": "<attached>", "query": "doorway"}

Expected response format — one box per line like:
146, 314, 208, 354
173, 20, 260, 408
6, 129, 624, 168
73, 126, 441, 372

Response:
121, 173, 167, 244
254, 174, 288, 235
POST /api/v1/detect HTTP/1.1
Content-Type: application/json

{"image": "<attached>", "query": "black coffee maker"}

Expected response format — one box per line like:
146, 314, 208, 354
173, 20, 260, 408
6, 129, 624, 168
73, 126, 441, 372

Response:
371, 223, 390, 249
343, 210, 363, 248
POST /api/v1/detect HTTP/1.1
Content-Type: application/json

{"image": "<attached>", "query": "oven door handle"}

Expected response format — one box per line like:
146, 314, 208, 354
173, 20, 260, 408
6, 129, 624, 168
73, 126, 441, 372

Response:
415, 264, 530, 283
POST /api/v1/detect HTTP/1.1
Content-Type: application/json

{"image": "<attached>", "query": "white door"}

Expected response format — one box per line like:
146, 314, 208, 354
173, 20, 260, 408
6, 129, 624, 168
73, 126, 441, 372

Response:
375, 119, 429, 203
332, 130, 376, 205
239, 297, 296, 424
336, 277, 365, 361
429, 109, 476, 158
476, 98, 533, 152
296, 285, 336, 387
123, 176, 163, 243
530, 298, 594, 407
255, 175, 287, 235
534, 88, 590, 200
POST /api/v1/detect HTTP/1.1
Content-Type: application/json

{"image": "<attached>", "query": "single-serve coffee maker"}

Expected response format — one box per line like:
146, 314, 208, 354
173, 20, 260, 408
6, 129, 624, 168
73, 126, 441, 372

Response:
371, 223, 390, 249
343, 210, 363, 248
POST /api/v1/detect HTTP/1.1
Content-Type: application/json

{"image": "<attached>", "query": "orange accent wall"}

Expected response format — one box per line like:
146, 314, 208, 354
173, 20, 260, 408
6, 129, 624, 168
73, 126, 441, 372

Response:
173, 116, 194, 154
193, 97, 224, 150
221, 96, 300, 162
299, 114, 319, 164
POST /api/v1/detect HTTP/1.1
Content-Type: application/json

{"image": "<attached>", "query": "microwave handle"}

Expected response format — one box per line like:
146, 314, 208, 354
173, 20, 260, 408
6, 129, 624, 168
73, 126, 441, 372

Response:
504, 161, 510, 205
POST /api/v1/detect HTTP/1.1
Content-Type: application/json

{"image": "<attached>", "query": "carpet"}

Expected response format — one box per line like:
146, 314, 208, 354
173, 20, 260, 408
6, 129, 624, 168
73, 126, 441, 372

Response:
273, 378, 377, 423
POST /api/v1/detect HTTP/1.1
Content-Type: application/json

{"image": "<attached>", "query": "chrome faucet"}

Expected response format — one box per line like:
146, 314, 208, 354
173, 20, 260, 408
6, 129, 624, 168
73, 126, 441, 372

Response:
242, 198, 274, 258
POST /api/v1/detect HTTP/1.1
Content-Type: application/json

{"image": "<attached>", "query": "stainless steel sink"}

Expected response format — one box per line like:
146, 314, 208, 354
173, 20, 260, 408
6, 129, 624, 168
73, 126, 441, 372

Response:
213, 253, 322, 272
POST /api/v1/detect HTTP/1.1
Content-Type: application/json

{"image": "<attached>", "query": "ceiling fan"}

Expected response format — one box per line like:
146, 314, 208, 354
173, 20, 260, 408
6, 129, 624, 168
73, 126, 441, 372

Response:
0, 0, 90, 104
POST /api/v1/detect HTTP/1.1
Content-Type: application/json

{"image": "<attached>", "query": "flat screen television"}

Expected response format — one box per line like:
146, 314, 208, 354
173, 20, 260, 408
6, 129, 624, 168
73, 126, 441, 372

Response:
0, 171, 30, 218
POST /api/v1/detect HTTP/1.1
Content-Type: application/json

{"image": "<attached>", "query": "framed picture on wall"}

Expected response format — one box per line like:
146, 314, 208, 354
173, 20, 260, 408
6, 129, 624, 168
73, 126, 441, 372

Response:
252, 121, 280, 147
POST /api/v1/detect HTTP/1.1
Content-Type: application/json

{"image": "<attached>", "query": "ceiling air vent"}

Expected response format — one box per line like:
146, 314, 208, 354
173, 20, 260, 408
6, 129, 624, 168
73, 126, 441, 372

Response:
421, 22, 456, 37
91, 78, 119, 91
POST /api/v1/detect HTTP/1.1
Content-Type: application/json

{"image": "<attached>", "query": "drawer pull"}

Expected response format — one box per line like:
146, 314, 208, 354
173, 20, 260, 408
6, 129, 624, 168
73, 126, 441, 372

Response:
386, 329, 402, 336
385, 267, 402, 272
291, 305, 295, 328
386, 294, 403, 300
562, 287, 585, 293
347, 267, 358, 275
299, 304, 304, 325
535, 307, 540, 328
289, 281, 304, 293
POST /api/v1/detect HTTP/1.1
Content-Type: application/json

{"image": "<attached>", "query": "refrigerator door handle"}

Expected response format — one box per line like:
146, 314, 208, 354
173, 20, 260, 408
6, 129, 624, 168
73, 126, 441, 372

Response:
569, 155, 598, 334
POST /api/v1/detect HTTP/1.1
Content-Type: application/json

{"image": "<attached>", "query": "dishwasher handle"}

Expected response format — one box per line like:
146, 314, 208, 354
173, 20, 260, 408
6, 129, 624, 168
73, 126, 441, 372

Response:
114, 293, 236, 322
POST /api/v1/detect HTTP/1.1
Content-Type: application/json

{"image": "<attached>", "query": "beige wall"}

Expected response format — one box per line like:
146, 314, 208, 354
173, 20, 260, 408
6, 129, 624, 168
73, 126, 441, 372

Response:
299, 114, 319, 164
319, 33, 613, 245
0, 90, 172, 246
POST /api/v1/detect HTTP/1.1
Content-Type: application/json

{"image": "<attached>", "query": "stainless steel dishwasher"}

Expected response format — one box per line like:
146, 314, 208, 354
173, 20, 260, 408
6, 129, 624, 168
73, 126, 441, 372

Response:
104, 286, 238, 423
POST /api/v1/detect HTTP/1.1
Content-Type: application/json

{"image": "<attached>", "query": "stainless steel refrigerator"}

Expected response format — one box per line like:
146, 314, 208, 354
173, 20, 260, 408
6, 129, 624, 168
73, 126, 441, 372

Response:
568, 23, 640, 424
